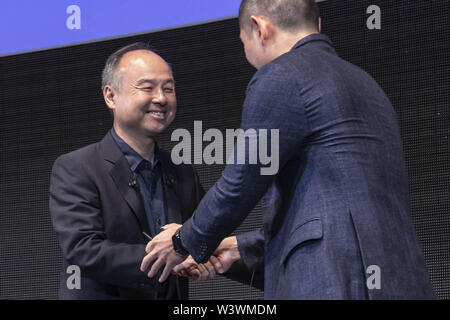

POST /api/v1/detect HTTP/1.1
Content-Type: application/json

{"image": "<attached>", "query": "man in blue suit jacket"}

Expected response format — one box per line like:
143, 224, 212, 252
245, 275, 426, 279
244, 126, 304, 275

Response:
142, 0, 436, 299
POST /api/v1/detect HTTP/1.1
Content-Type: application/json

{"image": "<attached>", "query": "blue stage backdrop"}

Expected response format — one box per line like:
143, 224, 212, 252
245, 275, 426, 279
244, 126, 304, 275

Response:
0, 0, 241, 56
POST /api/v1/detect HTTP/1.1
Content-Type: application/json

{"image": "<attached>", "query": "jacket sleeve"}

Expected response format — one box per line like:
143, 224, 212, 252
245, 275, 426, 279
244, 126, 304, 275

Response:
49, 155, 161, 289
180, 62, 309, 263
220, 229, 265, 290
237, 228, 264, 274
188, 165, 264, 289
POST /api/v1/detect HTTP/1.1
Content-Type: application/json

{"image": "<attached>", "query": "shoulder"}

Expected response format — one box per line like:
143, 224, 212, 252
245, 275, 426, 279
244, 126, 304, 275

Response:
243, 58, 302, 111
246, 58, 299, 98
251, 58, 294, 82
52, 142, 99, 174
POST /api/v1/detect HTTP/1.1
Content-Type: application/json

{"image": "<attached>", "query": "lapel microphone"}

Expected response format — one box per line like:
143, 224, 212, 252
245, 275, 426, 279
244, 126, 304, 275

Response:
163, 173, 175, 188
128, 172, 139, 190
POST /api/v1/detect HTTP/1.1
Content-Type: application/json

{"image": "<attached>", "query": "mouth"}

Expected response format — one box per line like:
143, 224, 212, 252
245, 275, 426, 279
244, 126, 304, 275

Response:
145, 110, 166, 120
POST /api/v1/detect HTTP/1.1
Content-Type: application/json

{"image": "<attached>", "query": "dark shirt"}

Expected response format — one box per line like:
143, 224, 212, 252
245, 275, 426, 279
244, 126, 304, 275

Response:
110, 128, 167, 237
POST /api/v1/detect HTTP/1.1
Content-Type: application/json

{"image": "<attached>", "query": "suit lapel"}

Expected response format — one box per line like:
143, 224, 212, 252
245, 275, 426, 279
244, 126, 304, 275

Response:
159, 151, 182, 225
157, 149, 186, 299
109, 157, 151, 234
99, 131, 151, 234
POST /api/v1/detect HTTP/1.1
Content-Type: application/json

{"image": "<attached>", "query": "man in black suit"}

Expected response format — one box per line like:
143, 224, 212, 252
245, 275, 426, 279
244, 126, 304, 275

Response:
49, 43, 216, 299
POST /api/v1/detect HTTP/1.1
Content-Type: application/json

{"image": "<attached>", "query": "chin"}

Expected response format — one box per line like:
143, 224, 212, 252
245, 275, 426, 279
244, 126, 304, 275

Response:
143, 124, 167, 137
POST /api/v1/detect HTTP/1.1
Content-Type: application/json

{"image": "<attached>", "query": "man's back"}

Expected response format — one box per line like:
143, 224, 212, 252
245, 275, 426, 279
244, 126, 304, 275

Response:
169, 33, 435, 300
256, 34, 435, 299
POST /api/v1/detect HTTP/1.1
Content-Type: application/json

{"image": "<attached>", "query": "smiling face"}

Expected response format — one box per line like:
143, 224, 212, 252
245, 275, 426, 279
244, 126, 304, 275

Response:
107, 50, 176, 138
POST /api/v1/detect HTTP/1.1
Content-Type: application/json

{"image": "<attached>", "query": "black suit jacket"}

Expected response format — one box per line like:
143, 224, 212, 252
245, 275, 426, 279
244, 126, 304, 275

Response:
49, 131, 204, 299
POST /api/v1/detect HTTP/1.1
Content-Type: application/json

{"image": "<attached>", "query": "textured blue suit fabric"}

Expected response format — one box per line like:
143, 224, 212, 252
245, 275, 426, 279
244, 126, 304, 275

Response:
180, 34, 436, 299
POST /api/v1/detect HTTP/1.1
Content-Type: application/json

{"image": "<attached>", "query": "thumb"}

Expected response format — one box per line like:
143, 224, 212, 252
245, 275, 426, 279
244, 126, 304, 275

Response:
173, 258, 193, 274
172, 263, 185, 274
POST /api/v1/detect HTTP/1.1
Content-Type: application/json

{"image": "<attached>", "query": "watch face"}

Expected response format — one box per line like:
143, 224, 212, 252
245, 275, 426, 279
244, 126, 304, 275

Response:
173, 229, 188, 256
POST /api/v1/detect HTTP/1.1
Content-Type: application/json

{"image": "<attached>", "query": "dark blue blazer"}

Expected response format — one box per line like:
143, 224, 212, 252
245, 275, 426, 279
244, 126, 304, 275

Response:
180, 34, 436, 299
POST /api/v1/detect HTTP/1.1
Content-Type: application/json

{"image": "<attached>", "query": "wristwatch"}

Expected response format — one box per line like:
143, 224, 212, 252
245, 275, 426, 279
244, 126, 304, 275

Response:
172, 228, 189, 257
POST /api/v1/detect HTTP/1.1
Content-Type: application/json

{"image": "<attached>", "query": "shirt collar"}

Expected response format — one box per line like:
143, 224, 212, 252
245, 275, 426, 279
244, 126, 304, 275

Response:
110, 127, 160, 172
291, 33, 334, 51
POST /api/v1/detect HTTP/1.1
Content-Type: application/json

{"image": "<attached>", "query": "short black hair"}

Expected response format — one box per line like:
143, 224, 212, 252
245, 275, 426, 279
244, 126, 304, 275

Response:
239, 0, 320, 33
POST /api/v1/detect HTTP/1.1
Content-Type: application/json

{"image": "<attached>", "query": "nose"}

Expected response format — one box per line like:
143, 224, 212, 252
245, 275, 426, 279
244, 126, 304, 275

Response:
152, 87, 167, 106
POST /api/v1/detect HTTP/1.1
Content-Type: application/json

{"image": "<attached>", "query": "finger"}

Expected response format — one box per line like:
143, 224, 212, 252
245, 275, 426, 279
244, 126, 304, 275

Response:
178, 269, 192, 278
197, 264, 209, 281
209, 256, 220, 268
148, 257, 165, 278
192, 264, 204, 281
172, 263, 182, 274
173, 259, 194, 274
184, 267, 200, 281
161, 223, 176, 230
190, 268, 201, 279
210, 256, 225, 274
159, 263, 173, 283
172, 256, 196, 279
179, 270, 188, 277
145, 241, 154, 254
140, 253, 157, 272
204, 262, 216, 280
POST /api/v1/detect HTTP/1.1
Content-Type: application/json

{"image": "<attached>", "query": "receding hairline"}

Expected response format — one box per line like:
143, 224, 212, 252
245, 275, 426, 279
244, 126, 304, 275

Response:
106, 48, 173, 91
116, 49, 172, 72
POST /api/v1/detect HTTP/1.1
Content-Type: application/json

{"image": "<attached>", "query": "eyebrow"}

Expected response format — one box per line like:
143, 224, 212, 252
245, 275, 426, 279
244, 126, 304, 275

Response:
135, 78, 174, 87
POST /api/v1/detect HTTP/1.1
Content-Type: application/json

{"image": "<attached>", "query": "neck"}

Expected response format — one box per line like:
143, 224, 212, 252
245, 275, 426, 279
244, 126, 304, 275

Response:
273, 29, 319, 58
113, 123, 155, 164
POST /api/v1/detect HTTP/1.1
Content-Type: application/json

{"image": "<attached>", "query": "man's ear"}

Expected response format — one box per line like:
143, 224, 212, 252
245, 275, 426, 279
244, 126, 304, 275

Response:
103, 85, 116, 113
250, 15, 275, 46
318, 17, 322, 33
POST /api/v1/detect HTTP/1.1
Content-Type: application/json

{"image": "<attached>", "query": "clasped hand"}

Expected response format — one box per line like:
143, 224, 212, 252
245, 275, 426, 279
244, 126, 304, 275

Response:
140, 223, 240, 283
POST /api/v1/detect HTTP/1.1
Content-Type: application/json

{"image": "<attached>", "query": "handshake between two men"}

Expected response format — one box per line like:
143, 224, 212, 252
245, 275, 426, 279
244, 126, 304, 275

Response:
140, 224, 241, 283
